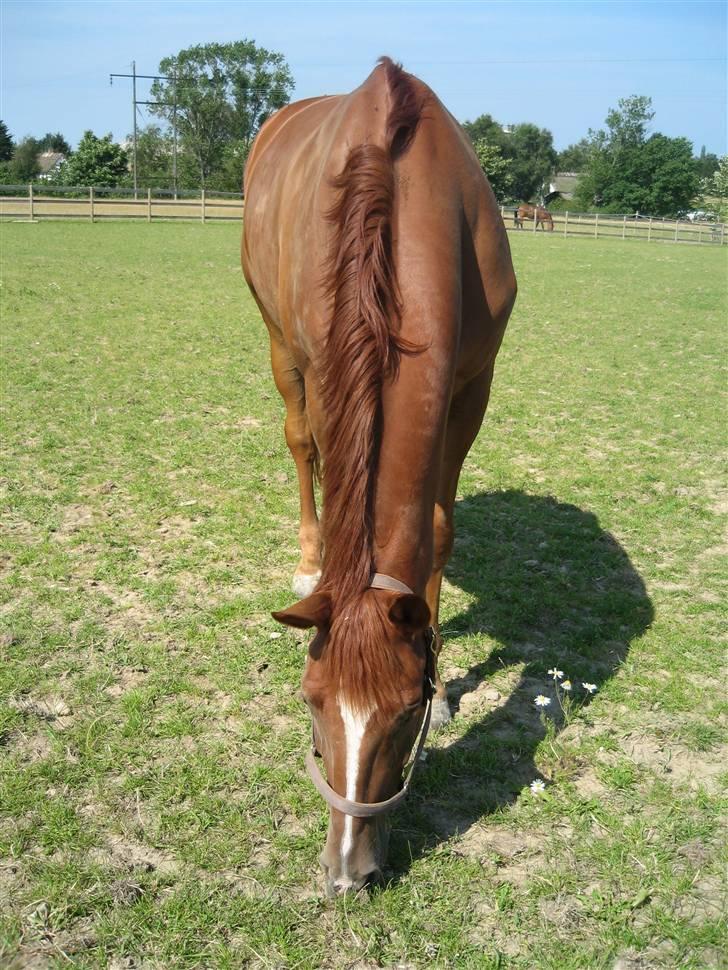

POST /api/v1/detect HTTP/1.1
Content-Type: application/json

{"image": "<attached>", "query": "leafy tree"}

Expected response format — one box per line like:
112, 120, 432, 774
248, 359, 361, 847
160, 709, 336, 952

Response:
7, 136, 41, 182
472, 138, 511, 201
463, 114, 556, 201
150, 40, 293, 187
507, 123, 557, 201
38, 132, 71, 155
575, 96, 699, 216
557, 139, 591, 172
129, 125, 174, 188
53, 131, 128, 186
694, 146, 719, 180
0, 121, 14, 161
605, 95, 654, 151
700, 155, 728, 220
462, 114, 506, 151
205, 139, 251, 192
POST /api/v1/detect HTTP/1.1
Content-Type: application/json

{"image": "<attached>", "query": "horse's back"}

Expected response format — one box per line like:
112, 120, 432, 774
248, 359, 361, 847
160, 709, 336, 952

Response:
243, 61, 515, 385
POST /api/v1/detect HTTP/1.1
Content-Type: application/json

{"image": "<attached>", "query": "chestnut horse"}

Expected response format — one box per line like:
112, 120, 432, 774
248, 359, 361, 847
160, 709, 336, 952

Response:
242, 58, 516, 895
516, 203, 554, 231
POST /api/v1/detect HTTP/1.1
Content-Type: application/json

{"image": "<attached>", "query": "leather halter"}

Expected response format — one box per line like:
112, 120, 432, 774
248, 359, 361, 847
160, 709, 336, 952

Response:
304, 573, 436, 818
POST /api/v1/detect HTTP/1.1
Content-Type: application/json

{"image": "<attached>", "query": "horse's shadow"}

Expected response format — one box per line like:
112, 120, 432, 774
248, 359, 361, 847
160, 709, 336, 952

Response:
388, 489, 654, 873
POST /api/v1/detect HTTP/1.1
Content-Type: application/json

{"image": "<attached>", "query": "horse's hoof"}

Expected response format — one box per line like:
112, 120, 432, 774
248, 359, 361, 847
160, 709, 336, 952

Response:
429, 696, 452, 730
292, 571, 321, 598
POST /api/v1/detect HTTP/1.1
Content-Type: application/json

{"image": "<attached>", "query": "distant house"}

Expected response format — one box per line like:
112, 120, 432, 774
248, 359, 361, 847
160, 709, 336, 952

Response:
544, 172, 581, 203
37, 151, 65, 180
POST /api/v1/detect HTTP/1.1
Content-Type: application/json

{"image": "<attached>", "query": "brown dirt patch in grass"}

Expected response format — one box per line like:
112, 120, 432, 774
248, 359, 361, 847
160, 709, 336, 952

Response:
619, 733, 726, 793
91, 835, 179, 876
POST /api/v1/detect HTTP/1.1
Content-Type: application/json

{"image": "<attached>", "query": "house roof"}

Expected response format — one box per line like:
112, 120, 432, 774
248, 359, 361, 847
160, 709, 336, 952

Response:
37, 151, 65, 173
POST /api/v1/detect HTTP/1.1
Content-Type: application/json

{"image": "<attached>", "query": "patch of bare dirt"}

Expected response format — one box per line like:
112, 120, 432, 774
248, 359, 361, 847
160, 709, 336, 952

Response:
54, 504, 98, 537
90, 835, 179, 876
450, 825, 546, 886
105, 670, 148, 698
3, 730, 53, 764
573, 767, 609, 799
85, 580, 155, 631
619, 733, 726, 794
669, 875, 725, 925
9, 696, 74, 731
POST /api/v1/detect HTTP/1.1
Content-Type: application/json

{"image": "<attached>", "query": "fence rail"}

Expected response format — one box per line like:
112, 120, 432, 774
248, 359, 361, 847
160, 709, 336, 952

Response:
1, 185, 725, 245
501, 206, 726, 246
0, 185, 243, 223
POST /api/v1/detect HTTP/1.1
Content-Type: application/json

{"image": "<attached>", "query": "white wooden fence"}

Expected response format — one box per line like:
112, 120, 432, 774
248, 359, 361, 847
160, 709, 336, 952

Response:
501, 206, 726, 246
1, 185, 724, 246
0, 185, 242, 222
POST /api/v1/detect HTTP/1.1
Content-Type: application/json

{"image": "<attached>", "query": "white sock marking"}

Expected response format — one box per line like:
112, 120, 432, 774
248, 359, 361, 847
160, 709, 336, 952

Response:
337, 697, 371, 880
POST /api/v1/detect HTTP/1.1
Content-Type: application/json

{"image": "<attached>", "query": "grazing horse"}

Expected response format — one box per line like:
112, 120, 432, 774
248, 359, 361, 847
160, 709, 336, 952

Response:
516, 202, 554, 231
242, 58, 516, 895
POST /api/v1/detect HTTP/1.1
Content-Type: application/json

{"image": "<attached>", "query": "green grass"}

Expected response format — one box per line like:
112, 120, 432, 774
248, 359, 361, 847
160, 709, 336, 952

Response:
1, 222, 726, 969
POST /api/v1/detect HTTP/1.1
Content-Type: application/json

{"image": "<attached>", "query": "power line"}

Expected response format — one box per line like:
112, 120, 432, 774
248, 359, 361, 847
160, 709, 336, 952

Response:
110, 63, 180, 198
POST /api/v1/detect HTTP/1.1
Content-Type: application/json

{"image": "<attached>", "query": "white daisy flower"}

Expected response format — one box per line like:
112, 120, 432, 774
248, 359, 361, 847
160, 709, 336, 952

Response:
534, 695, 551, 708
530, 779, 546, 794
582, 682, 598, 694
547, 668, 564, 679
561, 679, 572, 691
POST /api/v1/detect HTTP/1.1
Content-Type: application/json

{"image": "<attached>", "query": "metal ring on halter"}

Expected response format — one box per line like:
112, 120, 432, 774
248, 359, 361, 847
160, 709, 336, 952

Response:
304, 572, 436, 818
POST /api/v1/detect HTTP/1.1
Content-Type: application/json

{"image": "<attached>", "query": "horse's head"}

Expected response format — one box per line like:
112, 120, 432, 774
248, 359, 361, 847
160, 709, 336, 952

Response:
273, 586, 432, 895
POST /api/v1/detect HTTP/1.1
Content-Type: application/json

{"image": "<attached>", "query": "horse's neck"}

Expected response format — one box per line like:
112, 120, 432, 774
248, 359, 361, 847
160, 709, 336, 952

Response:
371, 350, 453, 593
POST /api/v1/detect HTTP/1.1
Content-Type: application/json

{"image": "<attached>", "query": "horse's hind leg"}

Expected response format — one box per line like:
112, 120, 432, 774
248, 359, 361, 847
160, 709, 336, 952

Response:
425, 366, 495, 728
269, 335, 322, 596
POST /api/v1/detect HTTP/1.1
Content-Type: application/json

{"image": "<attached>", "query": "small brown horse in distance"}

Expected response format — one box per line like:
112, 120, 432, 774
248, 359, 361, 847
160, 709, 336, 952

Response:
516, 202, 554, 230
242, 58, 516, 895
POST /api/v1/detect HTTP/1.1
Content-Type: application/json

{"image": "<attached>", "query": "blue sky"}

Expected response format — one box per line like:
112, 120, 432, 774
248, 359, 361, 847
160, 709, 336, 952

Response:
2, 0, 726, 154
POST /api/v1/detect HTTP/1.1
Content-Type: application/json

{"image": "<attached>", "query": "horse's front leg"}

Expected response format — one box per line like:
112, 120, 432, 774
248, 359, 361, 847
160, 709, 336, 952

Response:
425, 367, 496, 729
269, 336, 322, 596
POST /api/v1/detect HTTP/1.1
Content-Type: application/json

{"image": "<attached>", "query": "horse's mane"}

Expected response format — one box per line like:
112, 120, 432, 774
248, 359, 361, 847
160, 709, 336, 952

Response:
316, 58, 426, 714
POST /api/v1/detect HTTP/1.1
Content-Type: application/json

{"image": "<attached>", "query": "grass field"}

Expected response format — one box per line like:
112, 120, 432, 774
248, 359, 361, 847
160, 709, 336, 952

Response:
1, 223, 726, 969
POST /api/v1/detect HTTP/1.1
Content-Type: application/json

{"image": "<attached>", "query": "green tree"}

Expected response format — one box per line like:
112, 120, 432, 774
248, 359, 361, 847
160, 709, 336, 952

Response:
463, 114, 556, 201
694, 146, 719, 180
557, 139, 591, 172
575, 96, 699, 216
38, 132, 71, 155
472, 138, 512, 201
700, 155, 728, 221
508, 123, 557, 201
129, 125, 174, 188
462, 114, 506, 151
150, 40, 293, 187
0, 121, 14, 161
7, 136, 41, 182
53, 131, 128, 186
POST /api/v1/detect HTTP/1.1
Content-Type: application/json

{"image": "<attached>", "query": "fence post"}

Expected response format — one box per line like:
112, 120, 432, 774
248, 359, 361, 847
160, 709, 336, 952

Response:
147, 187, 152, 223
721, 224, 725, 246
594, 212, 599, 238
532, 206, 537, 233
648, 217, 652, 242
564, 210, 568, 237
28, 183, 34, 220
89, 186, 94, 223
201, 189, 206, 224
698, 223, 702, 245
674, 219, 679, 243
622, 214, 626, 240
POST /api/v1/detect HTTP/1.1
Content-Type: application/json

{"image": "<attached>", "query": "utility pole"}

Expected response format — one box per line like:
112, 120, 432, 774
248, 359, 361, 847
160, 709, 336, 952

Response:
110, 65, 181, 197
132, 61, 137, 197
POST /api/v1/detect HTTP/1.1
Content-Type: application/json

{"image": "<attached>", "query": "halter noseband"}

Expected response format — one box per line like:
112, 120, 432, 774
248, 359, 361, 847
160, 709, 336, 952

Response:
304, 573, 436, 818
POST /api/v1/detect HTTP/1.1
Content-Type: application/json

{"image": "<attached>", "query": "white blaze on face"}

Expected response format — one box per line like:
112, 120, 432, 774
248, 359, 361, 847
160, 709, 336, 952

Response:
337, 697, 372, 880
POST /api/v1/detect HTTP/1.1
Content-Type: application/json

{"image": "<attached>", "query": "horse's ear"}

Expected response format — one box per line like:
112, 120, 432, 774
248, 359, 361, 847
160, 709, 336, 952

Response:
272, 592, 332, 630
388, 594, 431, 637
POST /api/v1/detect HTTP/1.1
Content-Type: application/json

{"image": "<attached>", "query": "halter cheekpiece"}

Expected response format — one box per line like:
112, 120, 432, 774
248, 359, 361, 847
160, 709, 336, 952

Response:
304, 572, 436, 818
